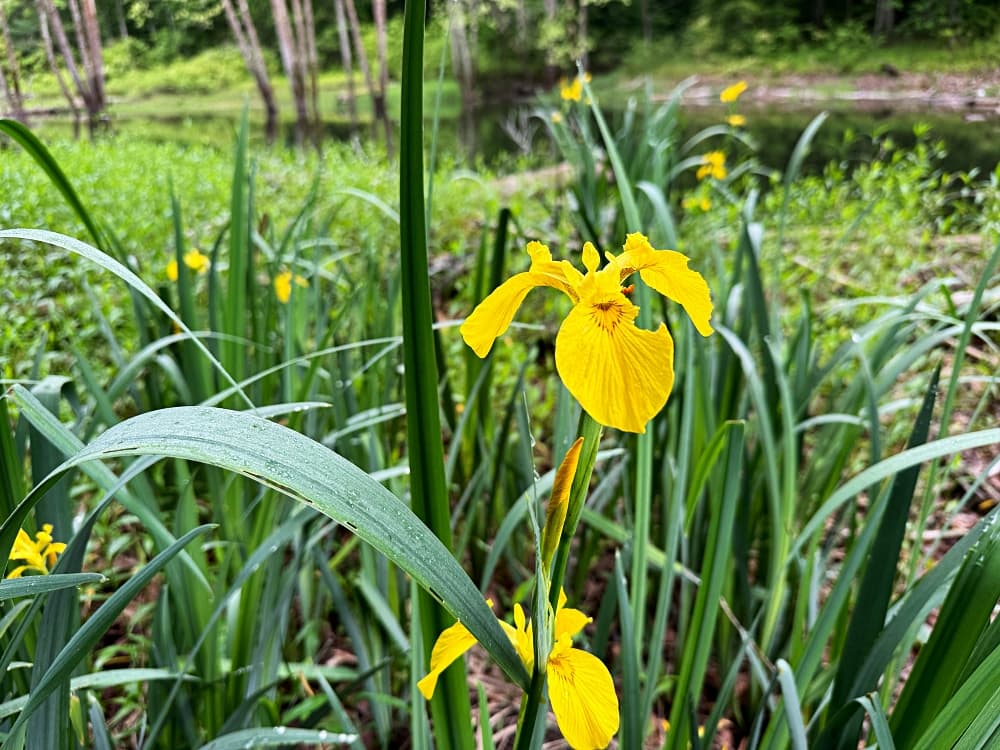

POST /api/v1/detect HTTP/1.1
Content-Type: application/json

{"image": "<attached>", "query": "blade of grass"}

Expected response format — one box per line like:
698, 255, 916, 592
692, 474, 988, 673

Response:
400, 1, 475, 747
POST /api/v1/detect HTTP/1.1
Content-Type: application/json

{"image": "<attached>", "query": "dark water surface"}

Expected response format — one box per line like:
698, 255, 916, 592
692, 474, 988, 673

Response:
29, 99, 1000, 178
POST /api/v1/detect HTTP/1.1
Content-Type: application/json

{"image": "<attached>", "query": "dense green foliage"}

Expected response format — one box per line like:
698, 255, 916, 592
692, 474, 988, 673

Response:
1, 30, 1000, 744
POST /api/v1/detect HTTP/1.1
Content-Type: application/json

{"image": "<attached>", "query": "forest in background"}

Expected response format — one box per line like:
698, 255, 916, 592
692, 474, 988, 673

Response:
1, 0, 999, 144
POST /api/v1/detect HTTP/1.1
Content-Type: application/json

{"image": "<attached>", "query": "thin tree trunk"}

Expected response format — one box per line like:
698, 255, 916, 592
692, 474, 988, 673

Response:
64, 0, 95, 117
0, 1, 26, 122
302, 0, 320, 138
114, 0, 128, 38
289, 0, 317, 144
371, 0, 391, 153
543, 0, 557, 83
449, 2, 474, 106
271, 0, 308, 144
222, 0, 279, 142
342, 0, 379, 139
639, 0, 651, 44
80, 0, 104, 110
37, 0, 90, 112
515, 0, 526, 46
37, 6, 80, 132
577, 0, 588, 69
332, 0, 356, 128
873, 0, 894, 37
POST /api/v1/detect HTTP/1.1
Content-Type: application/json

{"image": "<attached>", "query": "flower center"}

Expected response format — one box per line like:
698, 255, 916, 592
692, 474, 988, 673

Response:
590, 299, 630, 333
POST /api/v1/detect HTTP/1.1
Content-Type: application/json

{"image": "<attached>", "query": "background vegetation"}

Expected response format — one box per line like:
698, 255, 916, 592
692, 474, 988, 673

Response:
1, 1, 999, 749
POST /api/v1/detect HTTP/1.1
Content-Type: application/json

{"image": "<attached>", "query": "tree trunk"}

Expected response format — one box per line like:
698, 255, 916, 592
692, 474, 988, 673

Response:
302, 0, 320, 138
332, 0, 357, 128
80, 0, 105, 111
342, 0, 379, 140
448, 2, 474, 106
114, 0, 128, 38
37, 0, 97, 129
289, 0, 318, 144
639, 0, 651, 44
271, 0, 308, 144
874, 0, 894, 37
543, 0, 557, 83
65, 0, 98, 121
577, 0, 588, 69
37, 6, 76, 116
222, 0, 279, 142
0, 1, 26, 122
371, 0, 391, 154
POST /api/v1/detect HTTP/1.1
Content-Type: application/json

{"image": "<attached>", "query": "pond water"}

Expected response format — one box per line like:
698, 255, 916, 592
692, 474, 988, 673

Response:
27, 97, 1000, 179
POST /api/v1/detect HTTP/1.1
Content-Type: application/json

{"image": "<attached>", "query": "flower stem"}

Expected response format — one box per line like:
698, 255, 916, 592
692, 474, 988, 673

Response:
513, 666, 547, 750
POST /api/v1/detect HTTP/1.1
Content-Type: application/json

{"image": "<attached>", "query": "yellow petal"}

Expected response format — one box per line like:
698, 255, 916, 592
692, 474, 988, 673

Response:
166, 260, 179, 282
183, 249, 210, 273
460, 242, 576, 358
417, 618, 477, 700
555, 299, 675, 433
720, 80, 747, 103
555, 606, 591, 641
547, 640, 620, 749
274, 271, 292, 304
541, 437, 584, 571
727, 114, 746, 127
619, 234, 714, 337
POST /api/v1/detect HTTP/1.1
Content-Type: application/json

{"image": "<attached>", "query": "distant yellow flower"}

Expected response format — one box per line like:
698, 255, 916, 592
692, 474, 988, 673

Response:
166, 248, 210, 281
419, 591, 619, 750
274, 270, 308, 304
559, 72, 591, 102
461, 233, 713, 433
726, 114, 746, 127
683, 196, 712, 212
7, 524, 66, 578
720, 80, 747, 103
696, 151, 727, 180
551, 111, 564, 124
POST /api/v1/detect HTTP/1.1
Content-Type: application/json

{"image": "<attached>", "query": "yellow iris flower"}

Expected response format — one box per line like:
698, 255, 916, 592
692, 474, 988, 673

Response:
166, 248, 210, 281
7, 524, 66, 578
418, 591, 619, 749
460, 233, 713, 433
696, 151, 727, 181
559, 72, 592, 102
683, 196, 712, 212
274, 270, 308, 303
720, 80, 747, 103
726, 114, 746, 127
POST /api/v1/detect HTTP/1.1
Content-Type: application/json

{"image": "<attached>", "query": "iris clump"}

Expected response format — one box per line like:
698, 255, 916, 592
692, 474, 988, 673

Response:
461, 232, 713, 433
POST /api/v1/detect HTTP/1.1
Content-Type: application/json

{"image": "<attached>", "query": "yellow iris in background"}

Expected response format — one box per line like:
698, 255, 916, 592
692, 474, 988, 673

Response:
720, 80, 747, 103
559, 72, 592, 102
274, 270, 308, 303
418, 591, 619, 750
7, 523, 66, 578
461, 233, 713, 433
727, 114, 746, 127
696, 151, 727, 180
683, 196, 712, 212
166, 248, 210, 281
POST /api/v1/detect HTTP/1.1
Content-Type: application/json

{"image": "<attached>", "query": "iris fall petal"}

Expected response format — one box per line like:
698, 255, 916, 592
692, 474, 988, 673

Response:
547, 638, 620, 749
416, 619, 477, 700
555, 302, 675, 433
